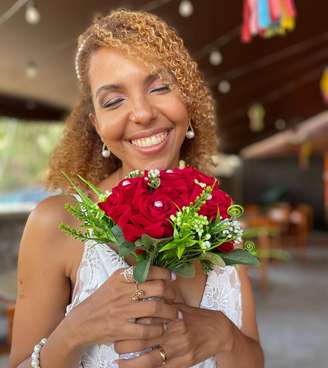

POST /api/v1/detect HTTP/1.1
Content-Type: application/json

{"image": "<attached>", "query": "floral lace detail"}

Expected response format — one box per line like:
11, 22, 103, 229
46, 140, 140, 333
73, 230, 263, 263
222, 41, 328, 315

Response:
65, 240, 242, 368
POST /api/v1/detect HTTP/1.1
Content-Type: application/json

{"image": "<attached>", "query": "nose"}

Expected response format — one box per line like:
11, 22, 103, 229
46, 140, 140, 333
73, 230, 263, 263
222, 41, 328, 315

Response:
129, 96, 157, 125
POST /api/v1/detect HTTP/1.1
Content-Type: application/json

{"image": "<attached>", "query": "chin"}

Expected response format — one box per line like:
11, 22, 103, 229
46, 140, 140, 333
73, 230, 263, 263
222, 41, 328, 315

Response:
134, 157, 179, 172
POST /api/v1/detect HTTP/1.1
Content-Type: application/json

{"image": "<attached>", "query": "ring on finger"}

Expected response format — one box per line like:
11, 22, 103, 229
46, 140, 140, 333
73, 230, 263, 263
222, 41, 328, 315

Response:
131, 283, 145, 302
158, 345, 168, 365
121, 266, 136, 283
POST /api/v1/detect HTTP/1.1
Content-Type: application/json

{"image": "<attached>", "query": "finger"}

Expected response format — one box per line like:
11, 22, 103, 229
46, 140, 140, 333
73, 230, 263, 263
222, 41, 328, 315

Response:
126, 300, 180, 321
136, 317, 166, 325
146, 266, 176, 282
140, 279, 176, 301
114, 336, 162, 354
125, 322, 165, 340
117, 266, 175, 285
114, 345, 169, 368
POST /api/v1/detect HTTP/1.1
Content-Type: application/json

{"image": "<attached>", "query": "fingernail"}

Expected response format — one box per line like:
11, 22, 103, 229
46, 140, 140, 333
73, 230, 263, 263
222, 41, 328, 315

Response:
171, 271, 177, 281
177, 310, 183, 320
110, 363, 119, 368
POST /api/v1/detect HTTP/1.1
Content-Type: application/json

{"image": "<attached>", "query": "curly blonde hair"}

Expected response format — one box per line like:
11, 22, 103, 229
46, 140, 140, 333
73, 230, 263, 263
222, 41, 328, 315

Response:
45, 9, 219, 192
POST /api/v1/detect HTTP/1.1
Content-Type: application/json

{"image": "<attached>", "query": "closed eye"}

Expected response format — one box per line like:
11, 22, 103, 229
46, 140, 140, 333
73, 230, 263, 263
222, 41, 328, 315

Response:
149, 85, 170, 94
103, 97, 125, 109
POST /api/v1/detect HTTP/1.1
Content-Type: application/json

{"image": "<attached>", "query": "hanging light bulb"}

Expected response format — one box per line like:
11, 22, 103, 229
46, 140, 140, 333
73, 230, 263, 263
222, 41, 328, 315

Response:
25, 61, 38, 78
179, 0, 194, 17
275, 119, 286, 130
217, 80, 231, 94
25, 0, 40, 25
209, 50, 223, 66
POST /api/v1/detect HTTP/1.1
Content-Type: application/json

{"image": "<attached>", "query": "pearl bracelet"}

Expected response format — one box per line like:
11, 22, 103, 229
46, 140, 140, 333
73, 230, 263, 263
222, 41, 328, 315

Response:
31, 338, 47, 368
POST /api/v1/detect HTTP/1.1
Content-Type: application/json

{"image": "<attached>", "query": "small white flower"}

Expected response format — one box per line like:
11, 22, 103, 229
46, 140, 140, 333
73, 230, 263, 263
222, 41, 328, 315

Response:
207, 194, 212, 200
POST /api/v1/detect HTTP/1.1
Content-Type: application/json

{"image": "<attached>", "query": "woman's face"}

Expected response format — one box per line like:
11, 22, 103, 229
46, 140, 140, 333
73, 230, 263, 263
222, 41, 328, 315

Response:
88, 47, 189, 176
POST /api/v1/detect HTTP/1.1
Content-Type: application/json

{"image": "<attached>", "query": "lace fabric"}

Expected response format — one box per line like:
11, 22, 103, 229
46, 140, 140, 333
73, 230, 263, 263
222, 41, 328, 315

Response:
65, 240, 242, 368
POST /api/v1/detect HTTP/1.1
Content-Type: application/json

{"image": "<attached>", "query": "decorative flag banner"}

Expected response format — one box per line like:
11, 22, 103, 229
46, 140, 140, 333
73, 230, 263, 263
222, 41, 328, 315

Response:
320, 67, 328, 104
241, 0, 297, 43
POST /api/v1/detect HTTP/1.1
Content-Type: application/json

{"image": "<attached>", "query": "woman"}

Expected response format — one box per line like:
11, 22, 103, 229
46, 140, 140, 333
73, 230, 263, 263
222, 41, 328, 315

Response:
9, 9, 264, 368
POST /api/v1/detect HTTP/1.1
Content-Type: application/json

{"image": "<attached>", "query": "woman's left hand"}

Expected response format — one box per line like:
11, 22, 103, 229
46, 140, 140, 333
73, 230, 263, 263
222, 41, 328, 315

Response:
113, 303, 233, 368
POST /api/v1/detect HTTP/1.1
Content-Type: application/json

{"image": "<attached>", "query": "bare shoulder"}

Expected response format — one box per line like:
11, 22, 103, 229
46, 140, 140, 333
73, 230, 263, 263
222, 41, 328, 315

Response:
9, 194, 83, 366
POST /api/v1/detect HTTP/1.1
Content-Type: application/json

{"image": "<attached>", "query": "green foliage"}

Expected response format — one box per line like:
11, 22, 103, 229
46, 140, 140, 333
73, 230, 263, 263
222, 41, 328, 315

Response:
220, 249, 260, 266
60, 171, 260, 284
0, 118, 63, 193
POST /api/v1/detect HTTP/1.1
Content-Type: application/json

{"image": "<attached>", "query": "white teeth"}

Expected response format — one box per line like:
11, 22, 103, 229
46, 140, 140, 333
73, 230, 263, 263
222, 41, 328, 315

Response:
131, 131, 169, 148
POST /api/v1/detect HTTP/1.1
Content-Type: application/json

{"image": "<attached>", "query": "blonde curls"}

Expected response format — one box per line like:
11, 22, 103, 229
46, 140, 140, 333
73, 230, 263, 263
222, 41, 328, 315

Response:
45, 9, 219, 192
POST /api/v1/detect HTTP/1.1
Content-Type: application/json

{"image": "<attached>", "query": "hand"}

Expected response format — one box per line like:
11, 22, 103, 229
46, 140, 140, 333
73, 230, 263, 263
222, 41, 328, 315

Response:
113, 304, 233, 368
66, 266, 181, 348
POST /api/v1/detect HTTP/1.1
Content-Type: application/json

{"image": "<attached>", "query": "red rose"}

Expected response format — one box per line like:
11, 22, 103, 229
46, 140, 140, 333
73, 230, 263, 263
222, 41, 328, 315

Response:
98, 167, 233, 243
99, 175, 179, 242
214, 241, 235, 253
199, 184, 233, 220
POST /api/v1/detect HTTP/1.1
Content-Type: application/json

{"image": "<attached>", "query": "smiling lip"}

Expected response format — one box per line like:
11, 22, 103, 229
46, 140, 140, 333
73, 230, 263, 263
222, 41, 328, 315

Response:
127, 127, 172, 141
129, 128, 172, 155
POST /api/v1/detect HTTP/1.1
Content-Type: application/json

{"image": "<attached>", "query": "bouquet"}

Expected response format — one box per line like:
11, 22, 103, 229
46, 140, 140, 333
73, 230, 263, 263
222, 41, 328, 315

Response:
60, 164, 259, 283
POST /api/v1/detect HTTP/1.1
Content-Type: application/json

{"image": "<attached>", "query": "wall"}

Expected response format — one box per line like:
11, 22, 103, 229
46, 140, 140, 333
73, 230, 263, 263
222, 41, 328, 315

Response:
241, 155, 325, 228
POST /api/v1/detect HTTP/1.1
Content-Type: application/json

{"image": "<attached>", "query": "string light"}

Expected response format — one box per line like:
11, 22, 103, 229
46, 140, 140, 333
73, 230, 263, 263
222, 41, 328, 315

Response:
179, 0, 193, 17
209, 50, 223, 66
275, 119, 286, 130
25, 61, 38, 78
218, 80, 231, 94
25, 0, 40, 25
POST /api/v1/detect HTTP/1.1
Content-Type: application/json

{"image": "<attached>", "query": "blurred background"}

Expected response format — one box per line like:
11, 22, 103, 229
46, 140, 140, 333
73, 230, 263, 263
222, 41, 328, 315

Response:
0, 1, 327, 367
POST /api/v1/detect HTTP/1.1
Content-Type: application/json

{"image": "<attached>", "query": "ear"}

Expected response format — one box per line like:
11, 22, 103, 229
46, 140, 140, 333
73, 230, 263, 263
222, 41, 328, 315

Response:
88, 112, 100, 133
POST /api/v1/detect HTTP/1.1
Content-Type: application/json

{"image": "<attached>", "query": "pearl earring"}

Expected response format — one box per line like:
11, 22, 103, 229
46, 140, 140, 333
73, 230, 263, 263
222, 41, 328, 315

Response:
102, 143, 111, 158
186, 121, 195, 139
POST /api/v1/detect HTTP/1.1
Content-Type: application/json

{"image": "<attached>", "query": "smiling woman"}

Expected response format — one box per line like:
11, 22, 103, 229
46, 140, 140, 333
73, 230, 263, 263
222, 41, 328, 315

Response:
9, 9, 263, 368
44, 10, 219, 192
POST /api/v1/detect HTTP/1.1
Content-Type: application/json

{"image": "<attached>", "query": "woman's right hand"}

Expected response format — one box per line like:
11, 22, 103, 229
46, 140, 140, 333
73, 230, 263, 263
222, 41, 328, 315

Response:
66, 266, 181, 349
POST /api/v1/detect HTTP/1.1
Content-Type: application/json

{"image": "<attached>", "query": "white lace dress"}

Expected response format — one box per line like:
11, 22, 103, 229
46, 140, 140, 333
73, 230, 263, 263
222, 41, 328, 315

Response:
65, 240, 243, 368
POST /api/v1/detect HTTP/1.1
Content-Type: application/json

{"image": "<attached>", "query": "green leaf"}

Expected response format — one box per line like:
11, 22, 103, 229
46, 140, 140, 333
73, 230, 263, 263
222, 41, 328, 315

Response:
173, 263, 195, 278
134, 257, 152, 283
200, 259, 214, 273
136, 234, 172, 252
220, 249, 260, 266
158, 240, 178, 252
119, 245, 132, 257
112, 225, 133, 246
77, 174, 108, 201
177, 244, 185, 259
200, 252, 226, 267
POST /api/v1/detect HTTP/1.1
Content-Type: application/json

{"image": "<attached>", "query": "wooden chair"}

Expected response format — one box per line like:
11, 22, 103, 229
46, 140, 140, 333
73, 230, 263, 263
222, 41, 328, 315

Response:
244, 215, 280, 295
289, 204, 314, 257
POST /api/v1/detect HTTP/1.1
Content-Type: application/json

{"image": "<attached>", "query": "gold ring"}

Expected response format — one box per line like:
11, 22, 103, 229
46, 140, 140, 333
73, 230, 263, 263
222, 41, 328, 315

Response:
158, 346, 168, 365
131, 284, 145, 302
121, 266, 135, 283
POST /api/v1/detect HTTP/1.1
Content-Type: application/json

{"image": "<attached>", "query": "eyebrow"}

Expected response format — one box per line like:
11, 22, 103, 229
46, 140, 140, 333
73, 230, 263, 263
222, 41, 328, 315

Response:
95, 70, 164, 99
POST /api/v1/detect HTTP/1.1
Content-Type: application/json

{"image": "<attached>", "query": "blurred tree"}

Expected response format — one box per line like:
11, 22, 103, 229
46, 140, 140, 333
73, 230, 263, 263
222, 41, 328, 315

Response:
0, 118, 63, 193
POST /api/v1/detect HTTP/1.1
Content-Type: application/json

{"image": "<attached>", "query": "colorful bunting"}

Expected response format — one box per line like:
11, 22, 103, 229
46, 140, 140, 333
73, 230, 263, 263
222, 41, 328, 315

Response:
241, 0, 297, 43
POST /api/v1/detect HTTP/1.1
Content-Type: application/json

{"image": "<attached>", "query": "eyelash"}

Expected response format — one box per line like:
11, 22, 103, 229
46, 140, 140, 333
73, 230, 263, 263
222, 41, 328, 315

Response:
102, 85, 170, 109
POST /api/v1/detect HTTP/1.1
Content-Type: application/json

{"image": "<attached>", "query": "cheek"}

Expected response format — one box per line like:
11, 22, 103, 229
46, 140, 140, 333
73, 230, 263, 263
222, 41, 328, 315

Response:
95, 111, 127, 142
158, 94, 188, 128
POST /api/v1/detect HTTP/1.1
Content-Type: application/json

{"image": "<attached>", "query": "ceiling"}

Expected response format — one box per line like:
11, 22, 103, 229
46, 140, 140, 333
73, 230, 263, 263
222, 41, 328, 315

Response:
0, 0, 327, 153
